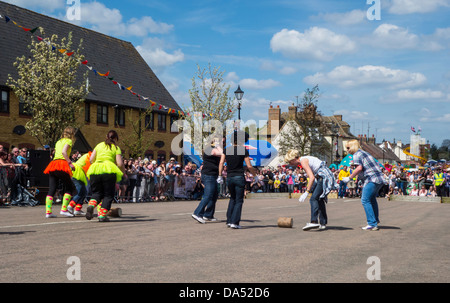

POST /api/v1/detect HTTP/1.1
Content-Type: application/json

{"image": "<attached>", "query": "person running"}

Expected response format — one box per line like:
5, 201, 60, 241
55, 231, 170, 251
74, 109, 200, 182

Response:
342, 139, 385, 231
85, 130, 125, 222
67, 151, 92, 216
192, 137, 223, 224
218, 131, 257, 229
43, 127, 77, 218
284, 150, 337, 231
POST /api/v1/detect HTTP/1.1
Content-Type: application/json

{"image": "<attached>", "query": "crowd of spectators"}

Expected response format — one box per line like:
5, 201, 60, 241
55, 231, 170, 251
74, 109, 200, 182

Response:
0, 145, 31, 205
237, 162, 450, 200
1, 144, 449, 206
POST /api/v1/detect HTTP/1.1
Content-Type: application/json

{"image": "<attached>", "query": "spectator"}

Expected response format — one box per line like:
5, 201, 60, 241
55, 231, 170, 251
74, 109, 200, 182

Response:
433, 167, 445, 197
338, 166, 350, 198
273, 176, 280, 192
427, 186, 437, 197
418, 185, 428, 197
409, 184, 419, 196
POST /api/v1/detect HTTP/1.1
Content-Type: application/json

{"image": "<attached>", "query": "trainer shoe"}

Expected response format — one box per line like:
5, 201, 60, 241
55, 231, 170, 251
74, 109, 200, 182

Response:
203, 217, 218, 222
362, 225, 379, 231
319, 224, 327, 230
230, 224, 241, 229
74, 210, 86, 216
191, 214, 205, 224
85, 205, 94, 220
98, 216, 110, 222
302, 223, 320, 231
60, 210, 74, 217
46, 213, 57, 218
67, 205, 74, 214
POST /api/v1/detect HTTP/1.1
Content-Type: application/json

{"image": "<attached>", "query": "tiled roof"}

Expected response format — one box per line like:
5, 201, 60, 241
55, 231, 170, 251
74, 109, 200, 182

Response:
0, 1, 181, 112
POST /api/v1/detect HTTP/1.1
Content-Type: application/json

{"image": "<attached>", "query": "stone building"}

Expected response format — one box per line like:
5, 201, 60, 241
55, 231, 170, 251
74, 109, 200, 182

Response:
0, 1, 182, 163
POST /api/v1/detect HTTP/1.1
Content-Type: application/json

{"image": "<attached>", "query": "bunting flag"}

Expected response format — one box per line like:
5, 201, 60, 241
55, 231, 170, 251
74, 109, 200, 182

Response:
411, 126, 415, 133
1, 11, 188, 117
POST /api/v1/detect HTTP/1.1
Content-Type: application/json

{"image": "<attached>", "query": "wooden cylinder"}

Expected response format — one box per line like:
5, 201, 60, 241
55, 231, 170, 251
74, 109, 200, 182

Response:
278, 217, 293, 228
107, 208, 122, 217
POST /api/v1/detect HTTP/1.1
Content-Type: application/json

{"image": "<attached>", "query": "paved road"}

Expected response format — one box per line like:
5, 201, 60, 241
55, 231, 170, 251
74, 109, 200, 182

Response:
1, 196, 449, 284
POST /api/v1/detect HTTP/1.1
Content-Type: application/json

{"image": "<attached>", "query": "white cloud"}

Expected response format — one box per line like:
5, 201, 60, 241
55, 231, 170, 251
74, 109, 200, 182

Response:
304, 65, 427, 89
369, 24, 419, 49
136, 38, 184, 70
225, 72, 240, 82
270, 27, 356, 61
279, 66, 298, 75
225, 72, 281, 90
421, 113, 450, 122
64, 1, 173, 37
239, 79, 281, 90
424, 27, 450, 51
388, 0, 450, 14
126, 16, 173, 36
396, 89, 444, 99
319, 9, 366, 25
333, 109, 373, 121
435, 114, 450, 122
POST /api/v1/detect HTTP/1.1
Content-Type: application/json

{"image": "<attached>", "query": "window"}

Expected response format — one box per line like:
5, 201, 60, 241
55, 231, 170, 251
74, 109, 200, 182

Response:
157, 113, 166, 131
97, 104, 108, 124
19, 98, 32, 116
85, 103, 90, 122
170, 115, 179, 133
1, 88, 9, 113
114, 107, 125, 126
145, 113, 154, 130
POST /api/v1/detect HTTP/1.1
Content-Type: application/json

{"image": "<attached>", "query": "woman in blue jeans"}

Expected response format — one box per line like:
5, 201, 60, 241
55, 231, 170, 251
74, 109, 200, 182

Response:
342, 139, 385, 231
284, 150, 336, 231
192, 137, 223, 224
218, 131, 257, 229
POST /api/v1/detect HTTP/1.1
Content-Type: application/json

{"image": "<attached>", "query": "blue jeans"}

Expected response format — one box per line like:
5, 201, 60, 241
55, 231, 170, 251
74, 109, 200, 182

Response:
226, 176, 245, 225
72, 178, 87, 205
338, 181, 347, 198
193, 174, 218, 218
361, 182, 383, 227
309, 178, 327, 225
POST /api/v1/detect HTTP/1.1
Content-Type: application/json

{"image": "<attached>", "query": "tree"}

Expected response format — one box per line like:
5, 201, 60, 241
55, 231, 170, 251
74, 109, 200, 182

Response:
438, 139, 450, 160
277, 85, 329, 159
7, 29, 88, 148
121, 106, 155, 158
184, 63, 236, 152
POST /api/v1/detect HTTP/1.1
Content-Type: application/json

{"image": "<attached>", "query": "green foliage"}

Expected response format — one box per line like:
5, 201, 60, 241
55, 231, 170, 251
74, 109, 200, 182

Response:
184, 63, 236, 150
7, 29, 88, 147
278, 85, 329, 158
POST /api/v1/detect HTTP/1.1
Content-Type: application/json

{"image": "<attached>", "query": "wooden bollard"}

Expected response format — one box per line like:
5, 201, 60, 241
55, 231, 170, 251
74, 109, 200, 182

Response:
278, 217, 293, 228
107, 208, 122, 218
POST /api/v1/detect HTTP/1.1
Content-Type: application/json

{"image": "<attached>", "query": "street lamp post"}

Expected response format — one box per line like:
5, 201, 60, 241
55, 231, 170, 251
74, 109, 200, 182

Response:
234, 85, 244, 120
331, 123, 340, 164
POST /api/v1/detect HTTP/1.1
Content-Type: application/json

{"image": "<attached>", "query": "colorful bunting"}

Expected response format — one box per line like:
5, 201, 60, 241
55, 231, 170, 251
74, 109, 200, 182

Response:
1, 12, 187, 117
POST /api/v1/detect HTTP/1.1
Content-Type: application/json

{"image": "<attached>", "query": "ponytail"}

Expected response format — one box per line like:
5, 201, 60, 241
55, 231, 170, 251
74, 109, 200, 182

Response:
105, 130, 119, 149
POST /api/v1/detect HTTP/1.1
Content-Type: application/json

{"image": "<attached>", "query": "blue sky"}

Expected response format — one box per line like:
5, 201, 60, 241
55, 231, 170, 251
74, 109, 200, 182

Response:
4, 0, 450, 147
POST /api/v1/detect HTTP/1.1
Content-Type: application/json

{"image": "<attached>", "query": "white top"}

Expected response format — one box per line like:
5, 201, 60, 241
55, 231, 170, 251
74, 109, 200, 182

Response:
300, 156, 324, 174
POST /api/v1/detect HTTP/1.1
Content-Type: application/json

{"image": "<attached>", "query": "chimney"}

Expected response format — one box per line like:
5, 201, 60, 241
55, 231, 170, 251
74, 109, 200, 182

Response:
288, 103, 297, 119
333, 115, 343, 121
368, 134, 376, 144
267, 105, 281, 143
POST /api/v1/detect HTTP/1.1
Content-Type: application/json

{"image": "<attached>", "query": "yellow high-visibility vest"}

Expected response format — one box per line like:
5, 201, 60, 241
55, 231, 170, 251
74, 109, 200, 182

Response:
434, 173, 444, 186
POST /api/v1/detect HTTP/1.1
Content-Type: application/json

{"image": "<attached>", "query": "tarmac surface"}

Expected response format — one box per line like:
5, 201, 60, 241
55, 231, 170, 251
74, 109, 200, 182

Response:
1, 196, 449, 284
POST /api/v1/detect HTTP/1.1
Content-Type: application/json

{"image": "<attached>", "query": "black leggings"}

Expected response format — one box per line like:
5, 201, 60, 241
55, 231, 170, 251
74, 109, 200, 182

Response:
48, 171, 76, 197
90, 174, 116, 211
